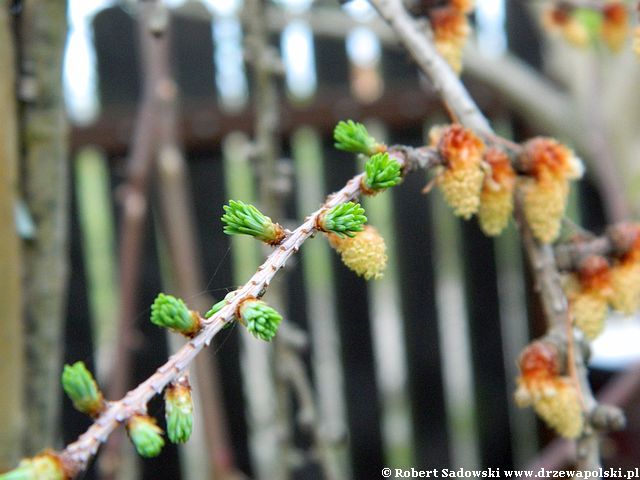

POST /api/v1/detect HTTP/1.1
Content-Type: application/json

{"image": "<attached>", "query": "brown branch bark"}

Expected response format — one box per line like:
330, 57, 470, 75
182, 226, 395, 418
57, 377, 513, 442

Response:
19, 0, 69, 455
0, 4, 24, 469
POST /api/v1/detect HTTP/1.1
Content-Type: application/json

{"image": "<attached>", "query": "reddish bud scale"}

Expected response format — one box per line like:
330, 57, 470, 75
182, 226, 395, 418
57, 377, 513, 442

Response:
578, 255, 612, 294
483, 148, 516, 190
620, 228, 640, 263
602, 2, 629, 51
521, 137, 581, 181
604, 3, 627, 23
519, 341, 560, 380
438, 125, 485, 169
450, 0, 474, 14
544, 6, 572, 27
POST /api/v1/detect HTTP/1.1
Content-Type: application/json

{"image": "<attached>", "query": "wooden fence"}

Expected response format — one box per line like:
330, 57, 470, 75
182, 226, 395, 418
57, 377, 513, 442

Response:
60, 2, 625, 479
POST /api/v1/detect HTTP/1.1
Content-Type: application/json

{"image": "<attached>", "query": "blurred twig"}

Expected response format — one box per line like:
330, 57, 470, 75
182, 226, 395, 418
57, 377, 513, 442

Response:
100, 2, 166, 478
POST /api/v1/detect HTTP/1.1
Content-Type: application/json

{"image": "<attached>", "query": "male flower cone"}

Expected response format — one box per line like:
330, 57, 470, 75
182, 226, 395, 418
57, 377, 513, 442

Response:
565, 255, 612, 340
430, 124, 485, 220
515, 341, 583, 438
478, 148, 516, 236
519, 137, 583, 243
328, 225, 387, 280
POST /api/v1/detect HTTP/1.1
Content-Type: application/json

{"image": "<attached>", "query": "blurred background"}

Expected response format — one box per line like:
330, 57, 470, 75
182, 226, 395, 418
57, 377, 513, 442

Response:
2, 0, 640, 479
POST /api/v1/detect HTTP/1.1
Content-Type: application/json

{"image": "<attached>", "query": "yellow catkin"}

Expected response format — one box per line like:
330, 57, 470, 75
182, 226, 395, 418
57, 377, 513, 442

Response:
634, 26, 640, 57
516, 377, 583, 439
571, 290, 609, 340
520, 176, 568, 243
432, 125, 485, 219
610, 261, 640, 314
438, 165, 485, 219
328, 226, 387, 280
478, 189, 513, 236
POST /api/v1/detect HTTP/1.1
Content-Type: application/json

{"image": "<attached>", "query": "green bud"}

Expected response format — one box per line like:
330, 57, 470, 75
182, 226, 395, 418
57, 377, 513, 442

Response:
61, 362, 104, 417
319, 202, 367, 238
364, 152, 402, 191
221, 200, 285, 244
151, 293, 200, 336
165, 381, 194, 444
205, 298, 226, 319
239, 299, 283, 342
0, 453, 65, 480
127, 415, 165, 458
204, 291, 236, 319
333, 120, 382, 156
205, 292, 237, 329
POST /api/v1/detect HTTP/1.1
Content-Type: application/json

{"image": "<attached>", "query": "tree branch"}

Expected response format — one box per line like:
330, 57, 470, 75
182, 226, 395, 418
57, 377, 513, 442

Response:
0, 3, 24, 469
19, 0, 69, 455
368, 0, 602, 469
56, 145, 440, 477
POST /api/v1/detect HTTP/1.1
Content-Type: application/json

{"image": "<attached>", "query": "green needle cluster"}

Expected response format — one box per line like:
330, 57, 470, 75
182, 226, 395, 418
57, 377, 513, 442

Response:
165, 384, 194, 444
319, 202, 367, 238
221, 200, 284, 244
150, 293, 200, 336
364, 152, 402, 191
239, 299, 283, 342
127, 415, 165, 458
334, 120, 381, 156
61, 361, 104, 417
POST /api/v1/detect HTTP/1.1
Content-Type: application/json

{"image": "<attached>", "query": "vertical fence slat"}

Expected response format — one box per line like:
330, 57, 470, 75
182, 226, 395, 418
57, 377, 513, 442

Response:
223, 132, 288, 480
363, 121, 415, 468
492, 118, 539, 467
292, 126, 352, 479
494, 228, 539, 466
74, 147, 118, 382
